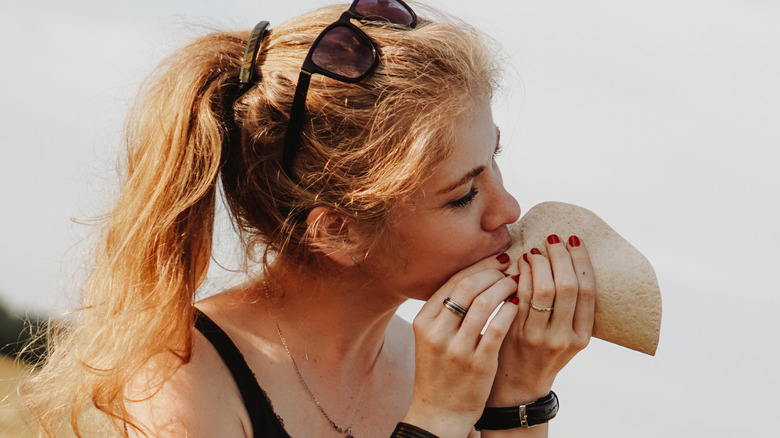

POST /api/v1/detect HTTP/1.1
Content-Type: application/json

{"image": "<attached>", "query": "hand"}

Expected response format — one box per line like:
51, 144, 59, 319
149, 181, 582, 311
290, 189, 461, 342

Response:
488, 235, 596, 406
402, 254, 520, 437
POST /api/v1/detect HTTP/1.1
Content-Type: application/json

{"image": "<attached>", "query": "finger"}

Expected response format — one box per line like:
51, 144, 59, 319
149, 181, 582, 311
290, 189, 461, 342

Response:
567, 235, 597, 337
446, 252, 513, 287
455, 276, 518, 344
545, 234, 578, 328
513, 254, 533, 329
475, 295, 520, 355
420, 269, 505, 331
417, 253, 513, 323
525, 249, 555, 326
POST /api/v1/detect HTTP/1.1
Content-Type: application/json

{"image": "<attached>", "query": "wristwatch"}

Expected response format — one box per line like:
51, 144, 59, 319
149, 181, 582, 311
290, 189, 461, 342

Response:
474, 391, 559, 430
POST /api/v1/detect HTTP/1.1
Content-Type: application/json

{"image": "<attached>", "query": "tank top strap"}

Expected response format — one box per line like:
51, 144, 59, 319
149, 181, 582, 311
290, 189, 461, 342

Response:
193, 308, 290, 437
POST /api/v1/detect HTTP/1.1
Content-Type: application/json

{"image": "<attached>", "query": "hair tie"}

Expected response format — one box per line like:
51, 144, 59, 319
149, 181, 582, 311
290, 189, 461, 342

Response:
239, 21, 271, 86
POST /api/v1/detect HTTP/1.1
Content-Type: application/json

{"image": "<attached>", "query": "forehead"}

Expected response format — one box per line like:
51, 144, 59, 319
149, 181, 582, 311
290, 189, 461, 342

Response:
419, 98, 497, 195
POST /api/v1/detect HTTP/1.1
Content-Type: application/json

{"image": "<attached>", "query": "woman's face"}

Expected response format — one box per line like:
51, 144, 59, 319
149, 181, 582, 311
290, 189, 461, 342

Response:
375, 96, 522, 300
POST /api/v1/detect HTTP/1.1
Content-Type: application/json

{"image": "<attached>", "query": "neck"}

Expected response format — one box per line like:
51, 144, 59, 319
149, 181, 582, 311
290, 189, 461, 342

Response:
260, 261, 405, 374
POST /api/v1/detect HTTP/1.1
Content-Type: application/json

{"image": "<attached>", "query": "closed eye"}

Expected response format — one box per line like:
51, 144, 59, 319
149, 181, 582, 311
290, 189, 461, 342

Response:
449, 187, 479, 208
493, 142, 503, 159
493, 128, 503, 159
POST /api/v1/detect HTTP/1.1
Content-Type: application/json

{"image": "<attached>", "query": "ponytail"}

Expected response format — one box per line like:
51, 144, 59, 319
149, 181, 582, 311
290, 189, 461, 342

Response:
23, 30, 249, 436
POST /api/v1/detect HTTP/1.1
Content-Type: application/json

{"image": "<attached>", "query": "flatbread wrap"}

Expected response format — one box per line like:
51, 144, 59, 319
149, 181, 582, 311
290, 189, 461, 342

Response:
504, 202, 662, 355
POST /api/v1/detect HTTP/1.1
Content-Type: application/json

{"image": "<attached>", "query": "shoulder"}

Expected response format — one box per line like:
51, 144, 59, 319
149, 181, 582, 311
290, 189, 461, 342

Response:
125, 324, 250, 437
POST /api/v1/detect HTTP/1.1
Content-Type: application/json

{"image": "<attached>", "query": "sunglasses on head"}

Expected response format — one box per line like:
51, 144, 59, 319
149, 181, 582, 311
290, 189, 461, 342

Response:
283, 0, 417, 177
239, 0, 417, 178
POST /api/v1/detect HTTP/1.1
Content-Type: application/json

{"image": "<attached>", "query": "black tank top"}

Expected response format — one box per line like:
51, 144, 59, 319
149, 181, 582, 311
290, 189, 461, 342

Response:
193, 308, 291, 438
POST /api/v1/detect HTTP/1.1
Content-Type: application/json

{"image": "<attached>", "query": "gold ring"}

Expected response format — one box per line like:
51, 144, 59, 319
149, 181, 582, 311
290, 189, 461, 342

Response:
530, 302, 554, 312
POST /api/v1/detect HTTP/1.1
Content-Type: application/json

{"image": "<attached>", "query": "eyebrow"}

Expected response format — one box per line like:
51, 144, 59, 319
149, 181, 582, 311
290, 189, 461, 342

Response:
436, 126, 501, 195
437, 166, 485, 195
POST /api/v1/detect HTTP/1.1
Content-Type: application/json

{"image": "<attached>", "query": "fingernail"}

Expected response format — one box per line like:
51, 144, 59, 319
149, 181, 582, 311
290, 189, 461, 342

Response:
496, 253, 510, 264
547, 234, 561, 245
530, 248, 542, 255
511, 274, 520, 283
507, 294, 520, 305
568, 235, 581, 247
522, 253, 529, 263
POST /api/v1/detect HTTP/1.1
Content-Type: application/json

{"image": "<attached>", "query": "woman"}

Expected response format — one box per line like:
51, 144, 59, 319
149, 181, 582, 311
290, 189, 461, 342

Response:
24, 1, 595, 437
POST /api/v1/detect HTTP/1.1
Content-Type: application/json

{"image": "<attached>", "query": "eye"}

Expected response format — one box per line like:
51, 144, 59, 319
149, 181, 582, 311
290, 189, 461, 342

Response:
493, 142, 503, 159
449, 187, 479, 209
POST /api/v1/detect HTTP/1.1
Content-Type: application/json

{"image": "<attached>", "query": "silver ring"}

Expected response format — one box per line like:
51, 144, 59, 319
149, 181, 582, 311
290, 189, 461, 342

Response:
443, 297, 468, 318
530, 302, 554, 312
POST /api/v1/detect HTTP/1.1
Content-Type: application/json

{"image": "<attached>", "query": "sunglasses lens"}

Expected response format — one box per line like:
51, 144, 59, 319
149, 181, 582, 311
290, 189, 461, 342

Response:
354, 0, 416, 27
311, 26, 376, 79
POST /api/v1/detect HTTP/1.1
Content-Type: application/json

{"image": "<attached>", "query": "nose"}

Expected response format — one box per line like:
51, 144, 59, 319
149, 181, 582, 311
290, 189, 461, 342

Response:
481, 165, 521, 231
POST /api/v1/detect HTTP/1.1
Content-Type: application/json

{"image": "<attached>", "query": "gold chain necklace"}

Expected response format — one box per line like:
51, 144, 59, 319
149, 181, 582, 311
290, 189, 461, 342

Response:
275, 321, 384, 438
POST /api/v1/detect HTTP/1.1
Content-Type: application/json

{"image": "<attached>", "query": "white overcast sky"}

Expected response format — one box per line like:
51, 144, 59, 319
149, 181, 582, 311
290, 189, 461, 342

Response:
1, 1, 779, 436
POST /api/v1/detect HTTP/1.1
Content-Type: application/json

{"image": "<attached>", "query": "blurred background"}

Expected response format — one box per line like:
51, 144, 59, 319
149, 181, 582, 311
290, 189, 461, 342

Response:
1, 0, 779, 436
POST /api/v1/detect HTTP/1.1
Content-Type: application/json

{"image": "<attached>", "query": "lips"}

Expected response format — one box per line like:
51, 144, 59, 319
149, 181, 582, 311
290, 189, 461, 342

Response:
481, 238, 513, 266
498, 239, 513, 255
492, 227, 514, 257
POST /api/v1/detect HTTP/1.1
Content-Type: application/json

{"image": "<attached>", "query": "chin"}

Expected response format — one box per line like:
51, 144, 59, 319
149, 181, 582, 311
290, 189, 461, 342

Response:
402, 273, 452, 302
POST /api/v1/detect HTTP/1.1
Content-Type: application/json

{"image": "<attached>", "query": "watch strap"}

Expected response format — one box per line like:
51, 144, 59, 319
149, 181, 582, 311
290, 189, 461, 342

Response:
474, 391, 559, 430
391, 422, 440, 438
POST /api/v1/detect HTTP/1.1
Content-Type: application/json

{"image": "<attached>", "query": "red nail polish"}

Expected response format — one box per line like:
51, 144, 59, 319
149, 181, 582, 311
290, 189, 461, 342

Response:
496, 253, 510, 264
522, 253, 529, 263
568, 235, 581, 247
508, 294, 519, 305
547, 234, 561, 245
530, 248, 542, 255
511, 274, 520, 283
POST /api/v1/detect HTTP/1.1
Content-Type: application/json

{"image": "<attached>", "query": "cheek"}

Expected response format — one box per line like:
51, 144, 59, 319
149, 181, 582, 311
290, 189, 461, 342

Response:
421, 215, 487, 267
387, 221, 467, 272
379, 204, 495, 288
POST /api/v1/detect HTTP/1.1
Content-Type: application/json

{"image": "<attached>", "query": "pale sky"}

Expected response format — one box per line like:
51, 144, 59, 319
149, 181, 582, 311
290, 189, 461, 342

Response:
1, 1, 779, 436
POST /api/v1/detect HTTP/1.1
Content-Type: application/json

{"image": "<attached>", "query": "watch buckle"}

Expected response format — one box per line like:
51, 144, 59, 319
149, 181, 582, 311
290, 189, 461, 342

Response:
518, 405, 529, 428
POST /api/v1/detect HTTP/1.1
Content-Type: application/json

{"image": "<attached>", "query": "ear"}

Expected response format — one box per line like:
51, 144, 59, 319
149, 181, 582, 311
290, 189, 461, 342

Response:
306, 206, 364, 268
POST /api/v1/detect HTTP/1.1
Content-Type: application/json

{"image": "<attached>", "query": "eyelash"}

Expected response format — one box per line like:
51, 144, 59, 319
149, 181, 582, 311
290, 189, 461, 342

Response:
450, 187, 479, 209
448, 141, 501, 209
493, 143, 503, 159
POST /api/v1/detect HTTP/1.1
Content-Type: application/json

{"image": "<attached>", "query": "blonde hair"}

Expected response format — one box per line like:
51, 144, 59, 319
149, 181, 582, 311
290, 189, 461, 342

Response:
23, 4, 500, 436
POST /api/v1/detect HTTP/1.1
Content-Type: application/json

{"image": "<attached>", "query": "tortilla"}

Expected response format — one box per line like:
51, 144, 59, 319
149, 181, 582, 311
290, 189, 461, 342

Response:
504, 202, 661, 355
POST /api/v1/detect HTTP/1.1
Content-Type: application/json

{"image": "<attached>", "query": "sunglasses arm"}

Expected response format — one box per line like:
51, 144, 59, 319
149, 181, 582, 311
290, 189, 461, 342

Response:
283, 70, 313, 175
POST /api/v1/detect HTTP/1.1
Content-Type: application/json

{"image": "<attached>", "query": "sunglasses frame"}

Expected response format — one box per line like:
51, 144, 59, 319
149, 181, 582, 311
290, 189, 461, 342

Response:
282, 0, 417, 177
